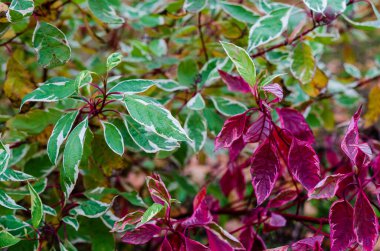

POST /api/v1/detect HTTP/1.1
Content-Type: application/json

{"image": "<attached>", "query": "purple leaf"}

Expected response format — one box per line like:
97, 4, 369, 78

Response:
184, 237, 209, 251
160, 237, 173, 251
309, 174, 346, 199
218, 70, 251, 93
121, 223, 161, 245
354, 191, 379, 251
250, 139, 279, 205
220, 167, 245, 199
291, 235, 324, 250
112, 211, 144, 232
268, 189, 298, 208
262, 83, 283, 103
193, 187, 207, 211
288, 138, 320, 191
215, 112, 248, 151
267, 212, 286, 228
182, 199, 212, 228
228, 137, 245, 163
206, 222, 245, 251
276, 107, 314, 144
239, 226, 266, 251
146, 174, 171, 208
243, 112, 272, 143
329, 200, 356, 251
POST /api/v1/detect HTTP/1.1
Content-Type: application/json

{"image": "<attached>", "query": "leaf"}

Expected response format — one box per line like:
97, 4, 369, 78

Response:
344, 63, 361, 79
182, 198, 212, 228
309, 174, 345, 199
140, 203, 163, 225
184, 237, 209, 251
220, 2, 259, 24
28, 182, 43, 228
6, 0, 34, 22
288, 138, 320, 191
243, 111, 271, 143
0, 189, 25, 210
0, 141, 10, 175
108, 79, 155, 96
123, 95, 190, 142
177, 59, 198, 87
206, 222, 245, 250
248, 7, 290, 51
107, 52, 123, 71
187, 93, 205, 110
32, 22, 71, 68
301, 67, 328, 97
364, 85, 380, 127
21, 77, 76, 108
303, 0, 327, 13
70, 198, 112, 218
184, 0, 207, 13
0, 231, 20, 249
101, 121, 124, 156
276, 107, 315, 143
215, 112, 247, 151
342, 1, 380, 30
123, 115, 179, 153
354, 191, 379, 251
291, 235, 324, 250
218, 70, 250, 93
341, 107, 361, 164
210, 96, 247, 116
268, 189, 297, 208
121, 223, 161, 245
185, 111, 207, 152
290, 42, 316, 84
62, 118, 88, 199
250, 139, 279, 205
0, 168, 34, 182
146, 175, 171, 208
329, 199, 356, 251
88, 0, 124, 24
47, 111, 79, 164
220, 41, 256, 86
154, 79, 189, 92
62, 216, 79, 230
261, 83, 283, 102
75, 70, 93, 90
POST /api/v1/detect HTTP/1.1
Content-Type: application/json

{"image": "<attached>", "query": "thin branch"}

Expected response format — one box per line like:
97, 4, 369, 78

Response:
198, 12, 209, 61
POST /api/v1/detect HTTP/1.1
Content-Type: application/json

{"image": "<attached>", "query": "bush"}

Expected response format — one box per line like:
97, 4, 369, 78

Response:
1, 0, 380, 250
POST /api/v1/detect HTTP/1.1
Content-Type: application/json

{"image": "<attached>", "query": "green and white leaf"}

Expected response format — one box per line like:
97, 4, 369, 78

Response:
0, 189, 25, 210
107, 52, 123, 71
108, 79, 155, 96
344, 63, 361, 79
342, 1, 380, 30
220, 41, 256, 86
259, 73, 286, 87
248, 7, 291, 51
6, 0, 34, 22
210, 96, 247, 116
290, 42, 316, 84
123, 95, 190, 142
21, 77, 76, 108
28, 182, 43, 228
187, 93, 205, 110
303, 0, 326, 13
70, 198, 113, 218
32, 22, 71, 68
6, 178, 47, 196
0, 231, 20, 249
185, 111, 207, 152
62, 119, 88, 199
43, 204, 57, 216
139, 203, 163, 225
123, 115, 179, 153
326, 0, 346, 15
0, 141, 10, 175
62, 216, 79, 231
0, 215, 29, 231
154, 79, 189, 91
47, 111, 79, 164
0, 168, 34, 182
88, 0, 124, 24
184, 0, 207, 13
101, 121, 124, 156
220, 2, 259, 24
75, 70, 93, 90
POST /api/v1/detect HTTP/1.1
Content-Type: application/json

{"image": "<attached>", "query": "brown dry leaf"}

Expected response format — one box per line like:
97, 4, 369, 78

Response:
301, 68, 328, 97
364, 84, 380, 127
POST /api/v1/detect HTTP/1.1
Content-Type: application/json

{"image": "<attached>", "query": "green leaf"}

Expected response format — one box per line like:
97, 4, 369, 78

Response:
344, 63, 361, 79
123, 115, 179, 153
140, 203, 163, 225
62, 216, 79, 230
303, 0, 326, 13
32, 22, 71, 68
75, 70, 93, 90
47, 111, 79, 164
177, 59, 198, 87
0, 168, 34, 182
62, 118, 88, 199
248, 7, 290, 51
43, 204, 57, 216
0, 215, 29, 231
187, 93, 205, 110
185, 111, 207, 152
28, 182, 43, 228
326, 0, 346, 15
290, 42, 316, 84
0, 231, 20, 249
184, 0, 207, 13
108, 79, 155, 95
210, 96, 247, 116
123, 95, 190, 142
70, 198, 112, 218
0, 141, 10, 175
88, 0, 124, 24
107, 52, 123, 71
21, 77, 76, 108
0, 189, 25, 210
154, 79, 189, 91
220, 41, 256, 86
101, 121, 124, 156
6, 0, 34, 22
220, 2, 259, 24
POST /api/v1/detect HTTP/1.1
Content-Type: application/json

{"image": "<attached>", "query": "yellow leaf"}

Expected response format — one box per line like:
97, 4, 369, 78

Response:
364, 85, 380, 127
301, 68, 328, 97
